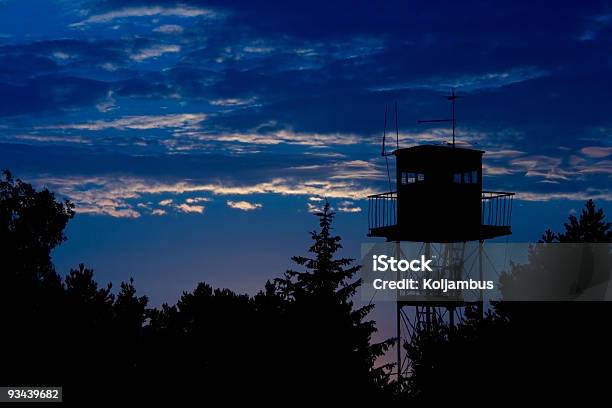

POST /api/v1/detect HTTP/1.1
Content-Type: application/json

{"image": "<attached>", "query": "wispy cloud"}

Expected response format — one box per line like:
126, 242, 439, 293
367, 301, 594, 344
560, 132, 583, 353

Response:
11, 134, 90, 144
510, 155, 576, 181
71, 6, 215, 27
153, 24, 184, 34
577, 13, 612, 41
289, 160, 384, 180
581, 146, 612, 159
96, 91, 117, 112
329, 160, 383, 180
43, 114, 206, 131
516, 189, 612, 202
182, 129, 364, 147
210, 97, 258, 107
484, 149, 526, 159
482, 162, 519, 176
130, 44, 181, 61
306, 202, 324, 213
372, 67, 547, 92
337, 200, 362, 213
576, 160, 612, 175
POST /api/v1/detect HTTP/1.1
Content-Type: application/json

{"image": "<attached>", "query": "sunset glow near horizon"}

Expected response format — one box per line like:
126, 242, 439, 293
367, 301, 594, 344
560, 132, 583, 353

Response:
0, 0, 611, 306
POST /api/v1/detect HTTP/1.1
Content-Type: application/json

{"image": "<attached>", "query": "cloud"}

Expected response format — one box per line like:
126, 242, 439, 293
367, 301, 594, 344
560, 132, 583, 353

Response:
484, 149, 526, 159
226, 200, 262, 211
185, 197, 211, 204
578, 13, 612, 41
373, 67, 548, 92
394, 129, 488, 147
581, 146, 612, 158
159, 197, 210, 214
329, 160, 383, 180
243, 46, 275, 54
576, 160, 612, 175
43, 114, 206, 131
516, 189, 612, 202
306, 202, 324, 213
130, 44, 181, 61
210, 97, 258, 107
289, 160, 384, 181
151, 208, 166, 216
52, 51, 71, 60
176, 203, 205, 213
510, 155, 577, 181
482, 163, 518, 176
4, 0, 612, 225
11, 134, 90, 144
100, 62, 119, 71
96, 91, 117, 112
153, 24, 184, 34
32, 175, 378, 218
184, 129, 364, 147
71, 6, 215, 27
337, 200, 361, 213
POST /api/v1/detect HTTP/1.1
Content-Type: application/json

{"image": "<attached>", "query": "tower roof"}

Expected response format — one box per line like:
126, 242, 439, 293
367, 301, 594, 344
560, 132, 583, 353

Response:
394, 144, 484, 157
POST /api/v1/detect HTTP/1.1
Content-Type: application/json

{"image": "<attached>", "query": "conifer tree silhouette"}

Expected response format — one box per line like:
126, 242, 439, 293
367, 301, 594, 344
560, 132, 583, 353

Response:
273, 202, 394, 400
539, 199, 612, 243
405, 199, 612, 402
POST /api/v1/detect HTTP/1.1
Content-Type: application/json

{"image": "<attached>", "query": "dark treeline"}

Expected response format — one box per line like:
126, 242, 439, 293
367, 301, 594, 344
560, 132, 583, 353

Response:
2, 170, 612, 403
0, 171, 393, 403
405, 199, 612, 402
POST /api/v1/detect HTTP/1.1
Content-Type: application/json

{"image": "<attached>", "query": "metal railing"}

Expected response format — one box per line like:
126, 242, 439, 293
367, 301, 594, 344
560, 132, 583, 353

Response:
367, 191, 397, 231
481, 191, 515, 227
367, 190, 515, 232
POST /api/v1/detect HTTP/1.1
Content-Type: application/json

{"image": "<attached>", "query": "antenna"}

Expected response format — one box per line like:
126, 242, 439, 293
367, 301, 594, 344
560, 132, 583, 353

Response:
417, 88, 460, 147
381, 104, 393, 190
395, 101, 399, 150
381, 104, 394, 157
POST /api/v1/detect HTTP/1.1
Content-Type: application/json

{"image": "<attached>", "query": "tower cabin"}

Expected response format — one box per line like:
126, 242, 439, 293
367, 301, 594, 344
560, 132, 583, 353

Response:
368, 144, 514, 243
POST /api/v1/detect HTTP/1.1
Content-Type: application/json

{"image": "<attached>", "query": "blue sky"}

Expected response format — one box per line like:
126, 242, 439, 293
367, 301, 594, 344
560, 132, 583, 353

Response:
1, 0, 611, 307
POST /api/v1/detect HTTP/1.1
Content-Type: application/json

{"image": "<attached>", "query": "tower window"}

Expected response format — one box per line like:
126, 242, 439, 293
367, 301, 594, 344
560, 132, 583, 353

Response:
454, 171, 478, 184
401, 172, 422, 184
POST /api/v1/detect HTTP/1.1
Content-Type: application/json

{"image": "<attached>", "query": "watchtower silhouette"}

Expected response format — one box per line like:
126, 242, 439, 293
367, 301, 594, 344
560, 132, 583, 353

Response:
366, 92, 515, 387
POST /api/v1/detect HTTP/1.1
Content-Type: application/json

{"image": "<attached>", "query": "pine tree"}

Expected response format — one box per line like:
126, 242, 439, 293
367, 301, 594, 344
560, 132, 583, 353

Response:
540, 199, 612, 243
558, 199, 612, 242
273, 202, 394, 399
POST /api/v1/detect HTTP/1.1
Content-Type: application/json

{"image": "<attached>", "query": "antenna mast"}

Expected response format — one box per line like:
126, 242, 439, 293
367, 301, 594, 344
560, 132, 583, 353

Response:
417, 88, 460, 147
395, 101, 399, 150
381, 103, 396, 156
